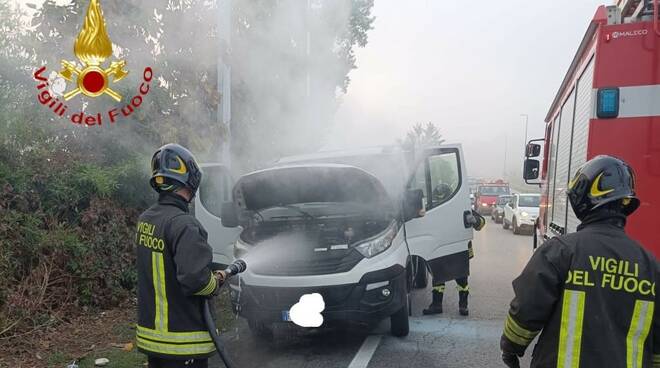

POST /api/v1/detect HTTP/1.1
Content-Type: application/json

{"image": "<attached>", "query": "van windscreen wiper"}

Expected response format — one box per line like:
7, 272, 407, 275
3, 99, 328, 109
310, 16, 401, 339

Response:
269, 204, 317, 221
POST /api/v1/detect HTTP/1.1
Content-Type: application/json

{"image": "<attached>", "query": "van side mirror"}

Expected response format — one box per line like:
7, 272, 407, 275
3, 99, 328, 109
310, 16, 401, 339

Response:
523, 159, 540, 181
220, 202, 239, 228
526, 143, 542, 158
403, 189, 424, 221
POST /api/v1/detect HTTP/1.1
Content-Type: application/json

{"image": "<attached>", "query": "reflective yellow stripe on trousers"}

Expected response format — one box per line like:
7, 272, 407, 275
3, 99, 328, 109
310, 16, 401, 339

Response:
626, 300, 654, 368
557, 289, 586, 368
153, 252, 168, 331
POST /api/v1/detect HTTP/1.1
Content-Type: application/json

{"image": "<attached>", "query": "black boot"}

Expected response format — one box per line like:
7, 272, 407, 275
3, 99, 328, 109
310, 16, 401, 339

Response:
423, 290, 443, 315
458, 290, 469, 316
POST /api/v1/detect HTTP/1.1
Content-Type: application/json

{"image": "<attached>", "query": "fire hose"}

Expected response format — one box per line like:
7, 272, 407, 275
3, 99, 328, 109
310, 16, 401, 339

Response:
203, 259, 247, 368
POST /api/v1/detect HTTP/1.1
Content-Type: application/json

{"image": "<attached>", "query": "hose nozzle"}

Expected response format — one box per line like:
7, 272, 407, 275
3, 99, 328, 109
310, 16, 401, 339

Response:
224, 259, 247, 276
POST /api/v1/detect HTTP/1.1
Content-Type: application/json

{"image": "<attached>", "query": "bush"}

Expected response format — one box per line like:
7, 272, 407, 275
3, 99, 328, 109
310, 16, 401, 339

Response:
0, 137, 146, 340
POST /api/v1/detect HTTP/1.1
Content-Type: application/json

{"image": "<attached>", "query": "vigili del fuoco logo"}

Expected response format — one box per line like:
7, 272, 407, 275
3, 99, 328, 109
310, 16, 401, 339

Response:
33, 0, 154, 127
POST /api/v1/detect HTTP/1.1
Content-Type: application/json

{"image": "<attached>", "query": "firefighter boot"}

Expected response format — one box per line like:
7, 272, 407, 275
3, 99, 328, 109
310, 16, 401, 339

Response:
458, 290, 469, 316
422, 287, 444, 315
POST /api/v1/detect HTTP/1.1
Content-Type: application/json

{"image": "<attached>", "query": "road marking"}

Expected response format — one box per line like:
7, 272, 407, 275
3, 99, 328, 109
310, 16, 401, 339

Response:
347, 335, 382, 368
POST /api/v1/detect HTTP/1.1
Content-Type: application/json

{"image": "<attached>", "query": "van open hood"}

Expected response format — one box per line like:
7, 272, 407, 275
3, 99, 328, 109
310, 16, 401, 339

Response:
233, 164, 392, 211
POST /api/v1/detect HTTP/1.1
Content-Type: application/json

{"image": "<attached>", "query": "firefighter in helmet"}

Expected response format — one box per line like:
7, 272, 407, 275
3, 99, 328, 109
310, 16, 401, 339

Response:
136, 144, 224, 368
500, 155, 658, 368
423, 182, 484, 316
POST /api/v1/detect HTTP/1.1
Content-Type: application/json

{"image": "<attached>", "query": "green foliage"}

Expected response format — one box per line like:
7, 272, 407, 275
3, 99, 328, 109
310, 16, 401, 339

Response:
400, 122, 446, 151
0, 120, 143, 339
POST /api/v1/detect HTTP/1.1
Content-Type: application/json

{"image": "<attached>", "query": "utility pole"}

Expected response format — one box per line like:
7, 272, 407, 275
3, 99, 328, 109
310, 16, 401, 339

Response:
521, 113, 529, 154
503, 133, 508, 177
306, 0, 311, 100
218, 0, 232, 166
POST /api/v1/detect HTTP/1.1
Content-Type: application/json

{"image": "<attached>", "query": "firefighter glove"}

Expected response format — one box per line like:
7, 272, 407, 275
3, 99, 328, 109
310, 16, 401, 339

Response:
501, 351, 520, 368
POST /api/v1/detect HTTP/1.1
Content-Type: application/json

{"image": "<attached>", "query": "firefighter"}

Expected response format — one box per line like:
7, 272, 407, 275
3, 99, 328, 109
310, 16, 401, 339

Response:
422, 246, 474, 316
424, 182, 483, 316
136, 144, 224, 368
500, 155, 658, 368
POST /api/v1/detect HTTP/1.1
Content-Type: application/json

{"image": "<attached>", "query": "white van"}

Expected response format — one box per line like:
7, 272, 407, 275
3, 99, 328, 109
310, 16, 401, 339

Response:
194, 145, 476, 337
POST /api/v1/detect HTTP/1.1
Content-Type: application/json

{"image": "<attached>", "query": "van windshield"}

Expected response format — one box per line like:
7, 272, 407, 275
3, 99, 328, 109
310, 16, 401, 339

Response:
282, 153, 407, 199
497, 196, 513, 205
479, 186, 510, 196
519, 195, 540, 207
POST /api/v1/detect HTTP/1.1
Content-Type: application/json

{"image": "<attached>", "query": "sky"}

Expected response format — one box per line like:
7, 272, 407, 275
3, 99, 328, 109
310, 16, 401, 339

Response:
327, 0, 605, 179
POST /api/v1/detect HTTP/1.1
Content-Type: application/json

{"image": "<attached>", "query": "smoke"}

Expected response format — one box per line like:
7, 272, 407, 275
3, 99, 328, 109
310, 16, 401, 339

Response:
228, 0, 374, 172
6, 0, 374, 176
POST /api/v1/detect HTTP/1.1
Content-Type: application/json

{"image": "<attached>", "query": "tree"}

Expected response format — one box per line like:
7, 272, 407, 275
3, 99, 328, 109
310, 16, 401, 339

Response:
230, 0, 375, 170
15, 0, 374, 170
399, 122, 445, 151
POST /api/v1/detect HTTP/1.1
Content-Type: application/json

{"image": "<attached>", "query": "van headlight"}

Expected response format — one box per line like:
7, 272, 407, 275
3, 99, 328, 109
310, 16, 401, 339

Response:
520, 211, 529, 218
234, 237, 249, 259
354, 222, 398, 258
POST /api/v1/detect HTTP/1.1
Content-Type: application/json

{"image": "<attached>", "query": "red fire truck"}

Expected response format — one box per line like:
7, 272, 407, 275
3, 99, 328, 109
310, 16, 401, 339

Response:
524, 0, 660, 257
474, 179, 510, 215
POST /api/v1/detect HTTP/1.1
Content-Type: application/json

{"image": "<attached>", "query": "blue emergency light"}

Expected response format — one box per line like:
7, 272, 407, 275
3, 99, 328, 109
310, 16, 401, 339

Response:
596, 87, 619, 119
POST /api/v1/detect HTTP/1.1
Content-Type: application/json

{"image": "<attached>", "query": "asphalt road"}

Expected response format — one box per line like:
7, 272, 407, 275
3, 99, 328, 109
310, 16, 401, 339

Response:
213, 218, 536, 368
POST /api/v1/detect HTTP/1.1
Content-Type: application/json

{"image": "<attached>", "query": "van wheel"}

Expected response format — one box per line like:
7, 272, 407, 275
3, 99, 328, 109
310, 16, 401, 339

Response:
248, 319, 274, 341
413, 258, 428, 289
512, 218, 520, 235
503, 219, 509, 230
390, 294, 409, 337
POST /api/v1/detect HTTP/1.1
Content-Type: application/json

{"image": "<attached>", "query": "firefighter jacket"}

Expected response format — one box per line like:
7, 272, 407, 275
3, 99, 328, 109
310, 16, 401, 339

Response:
501, 216, 659, 368
136, 193, 218, 359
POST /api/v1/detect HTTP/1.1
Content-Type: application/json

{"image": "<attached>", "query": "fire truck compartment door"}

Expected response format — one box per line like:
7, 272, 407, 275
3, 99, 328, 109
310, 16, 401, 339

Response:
403, 145, 474, 282
194, 163, 241, 265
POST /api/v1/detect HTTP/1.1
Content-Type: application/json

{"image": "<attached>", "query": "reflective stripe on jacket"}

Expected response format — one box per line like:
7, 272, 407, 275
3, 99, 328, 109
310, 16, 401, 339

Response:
501, 217, 659, 368
136, 193, 217, 359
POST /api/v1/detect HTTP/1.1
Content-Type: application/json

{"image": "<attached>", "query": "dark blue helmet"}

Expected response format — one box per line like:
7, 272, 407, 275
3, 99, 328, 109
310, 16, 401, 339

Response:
150, 144, 202, 195
567, 155, 640, 220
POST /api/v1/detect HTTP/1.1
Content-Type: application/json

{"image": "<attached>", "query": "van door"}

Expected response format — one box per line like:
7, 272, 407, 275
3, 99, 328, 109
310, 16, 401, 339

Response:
194, 163, 241, 265
404, 144, 474, 282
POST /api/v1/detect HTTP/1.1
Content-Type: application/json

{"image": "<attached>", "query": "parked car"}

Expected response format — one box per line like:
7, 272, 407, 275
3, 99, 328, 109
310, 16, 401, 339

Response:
491, 194, 513, 224
194, 145, 476, 338
502, 193, 540, 235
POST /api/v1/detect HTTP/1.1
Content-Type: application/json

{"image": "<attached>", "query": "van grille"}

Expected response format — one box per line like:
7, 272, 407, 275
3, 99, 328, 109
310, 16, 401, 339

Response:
247, 284, 356, 309
254, 249, 363, 276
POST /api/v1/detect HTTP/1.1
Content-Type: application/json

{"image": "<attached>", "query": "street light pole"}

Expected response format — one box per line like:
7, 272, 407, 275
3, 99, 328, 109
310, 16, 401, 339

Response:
503, 133, 508, 177
218, 0, 232, 166
520, 114, 529, 153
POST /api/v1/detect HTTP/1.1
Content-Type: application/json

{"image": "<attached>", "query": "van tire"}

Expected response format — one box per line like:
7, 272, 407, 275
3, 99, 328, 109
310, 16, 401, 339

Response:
503, 219, 509, 230
413, 258, 428, 289
390, 295, 409, 337
248, 319, 274, 341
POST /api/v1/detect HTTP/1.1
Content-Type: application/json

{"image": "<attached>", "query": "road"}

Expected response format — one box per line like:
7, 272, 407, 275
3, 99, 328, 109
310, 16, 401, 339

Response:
213, 218, 536, 368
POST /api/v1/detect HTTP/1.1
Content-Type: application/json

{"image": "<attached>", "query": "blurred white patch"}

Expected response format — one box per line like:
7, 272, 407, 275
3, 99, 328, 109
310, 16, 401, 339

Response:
289, 293, 325, 328
48, 71, 66, 96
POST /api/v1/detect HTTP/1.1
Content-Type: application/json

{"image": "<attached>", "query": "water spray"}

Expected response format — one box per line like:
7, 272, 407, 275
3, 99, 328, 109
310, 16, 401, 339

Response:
203, 259, 247, 368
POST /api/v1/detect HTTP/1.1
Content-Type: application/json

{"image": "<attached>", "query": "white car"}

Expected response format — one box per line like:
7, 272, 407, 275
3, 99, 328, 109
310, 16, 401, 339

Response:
502, 193, 540, 235
194, 145, 476, 338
